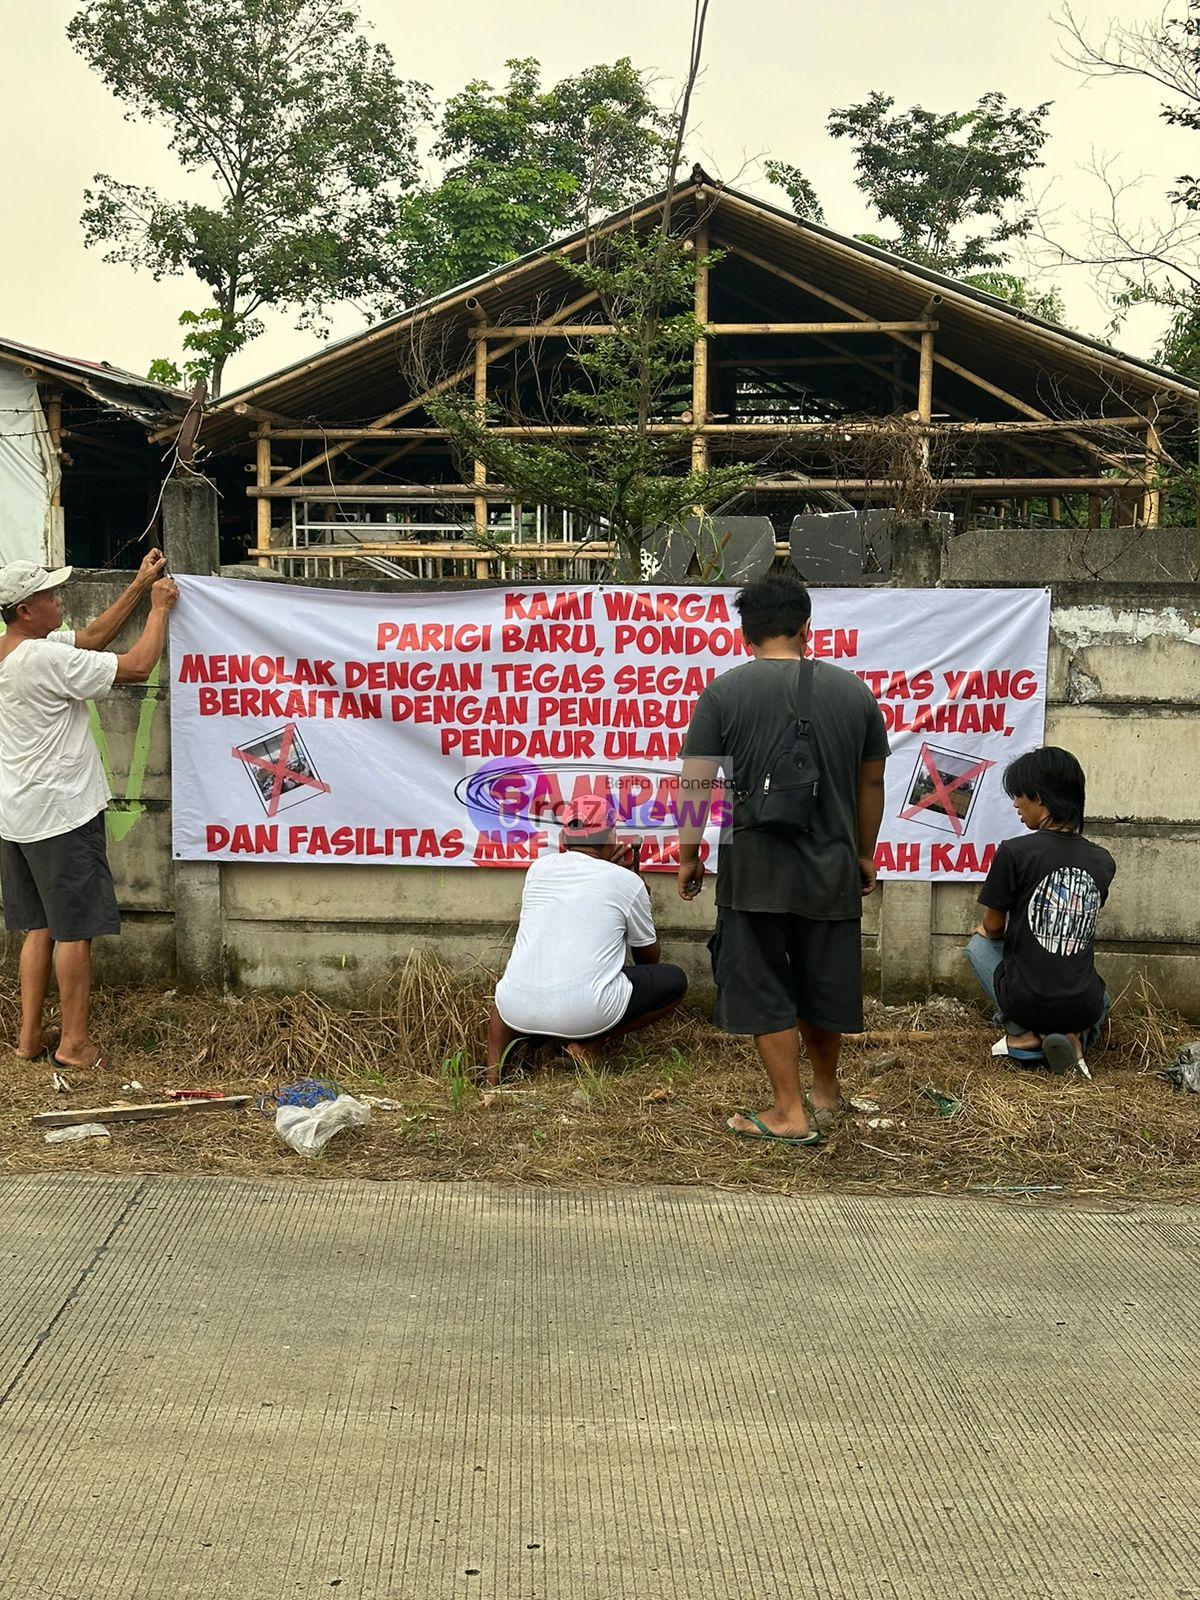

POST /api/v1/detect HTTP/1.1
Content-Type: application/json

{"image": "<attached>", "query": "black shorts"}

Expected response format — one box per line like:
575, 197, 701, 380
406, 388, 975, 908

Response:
1, 812, 120, 943
708, 906, 863, 1036
617, 962, 688, 1028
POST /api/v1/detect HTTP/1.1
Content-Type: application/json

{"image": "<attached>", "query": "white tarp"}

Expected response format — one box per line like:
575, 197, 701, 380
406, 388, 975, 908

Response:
0, 363, 59, 565
169, 576, 1050, 881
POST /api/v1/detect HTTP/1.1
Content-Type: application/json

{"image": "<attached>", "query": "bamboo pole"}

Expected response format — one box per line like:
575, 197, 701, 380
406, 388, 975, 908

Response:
46, 390, 63, 509
255, 426, 272, 568
271, 289, 601, 488
250, 474, 1151, 501
692, 223, 710, 477
473, 330, 490, 579
267, 414, 1147, 442
481, 319, 937, 338
917, 328, 934, 466
722, 239, 1130, 470
1145, 415, 1163, 526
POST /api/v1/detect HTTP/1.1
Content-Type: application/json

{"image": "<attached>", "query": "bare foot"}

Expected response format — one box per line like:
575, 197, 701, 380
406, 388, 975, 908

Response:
727, 1107, 813, 1140
1004, 1030, 1043, 1051
565, 1041, 602, 1072
14, 1024, 60, 1062
50, 1041, 106, 1072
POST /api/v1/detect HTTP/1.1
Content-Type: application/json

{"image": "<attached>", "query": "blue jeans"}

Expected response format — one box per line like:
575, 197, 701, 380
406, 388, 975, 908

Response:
963, 934, 1109, 1056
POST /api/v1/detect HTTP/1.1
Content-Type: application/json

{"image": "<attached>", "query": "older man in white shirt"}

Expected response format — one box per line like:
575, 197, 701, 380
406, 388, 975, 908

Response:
0, 552, 178, 1075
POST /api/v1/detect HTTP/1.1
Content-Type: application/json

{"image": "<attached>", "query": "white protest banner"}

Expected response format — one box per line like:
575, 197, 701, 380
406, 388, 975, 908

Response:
169, 576, 1049, 880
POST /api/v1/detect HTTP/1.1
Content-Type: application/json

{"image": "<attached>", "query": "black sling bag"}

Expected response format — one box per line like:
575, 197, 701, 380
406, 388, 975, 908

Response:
734, 660, 822, 838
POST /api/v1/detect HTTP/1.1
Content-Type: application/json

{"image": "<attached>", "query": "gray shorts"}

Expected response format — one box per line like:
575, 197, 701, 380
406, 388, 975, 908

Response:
1, 812, 120, 942
708, 906, 864, 1036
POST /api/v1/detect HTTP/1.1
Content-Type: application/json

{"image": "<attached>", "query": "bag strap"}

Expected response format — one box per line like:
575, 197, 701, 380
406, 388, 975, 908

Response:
734, 660, 816, 805
791, 658, 815, 728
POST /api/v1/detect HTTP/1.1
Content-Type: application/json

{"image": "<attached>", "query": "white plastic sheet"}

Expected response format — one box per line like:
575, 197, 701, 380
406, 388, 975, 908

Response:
0, 365, 58, 565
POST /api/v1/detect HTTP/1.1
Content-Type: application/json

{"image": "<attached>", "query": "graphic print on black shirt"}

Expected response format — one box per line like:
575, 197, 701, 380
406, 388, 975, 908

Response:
978, 830, 1116, 1036
1027, 864, 1102, 957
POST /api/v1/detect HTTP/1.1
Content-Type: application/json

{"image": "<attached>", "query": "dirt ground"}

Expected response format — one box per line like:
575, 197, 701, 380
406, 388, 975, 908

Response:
2, 961, 1198, 1199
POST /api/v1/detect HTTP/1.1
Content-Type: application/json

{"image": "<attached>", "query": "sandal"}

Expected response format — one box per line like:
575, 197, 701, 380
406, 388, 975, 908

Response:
1042, 1033, 1085, 1077
804, 1092, 848, 1135
14, 1024, 61, 1063
990, 1034, 1046, 1062
51, 1051, 107, 1074
727, 1112, 820, 1147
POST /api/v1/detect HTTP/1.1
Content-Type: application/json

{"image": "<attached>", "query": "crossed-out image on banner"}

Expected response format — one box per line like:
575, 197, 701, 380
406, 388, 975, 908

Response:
233, 723, 331, 817
899, 742, 994, 837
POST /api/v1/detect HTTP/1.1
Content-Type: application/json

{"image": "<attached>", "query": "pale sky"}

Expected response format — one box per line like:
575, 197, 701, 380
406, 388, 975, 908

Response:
0, 0, 1188, 390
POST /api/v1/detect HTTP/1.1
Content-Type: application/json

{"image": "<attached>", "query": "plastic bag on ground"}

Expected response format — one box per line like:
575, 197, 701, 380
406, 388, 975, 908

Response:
45, 1123, 110, 1144
274, 1094, 371, 1157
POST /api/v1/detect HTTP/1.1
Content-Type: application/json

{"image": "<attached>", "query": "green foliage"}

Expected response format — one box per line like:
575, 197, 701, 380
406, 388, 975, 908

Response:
438, 1050, 473, 1112
428, 229, 752, 579
964, 272, 1069, 325
762, 161, 824, 222
1156, 298, 1200, 380
770, 90, 1051, 276
68, 0, 432, 393
149, 307, 254, 389
393, 57, 670, 304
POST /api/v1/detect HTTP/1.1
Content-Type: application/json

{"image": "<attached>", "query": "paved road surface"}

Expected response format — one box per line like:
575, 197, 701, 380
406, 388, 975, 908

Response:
1, 1175, 1197, 1598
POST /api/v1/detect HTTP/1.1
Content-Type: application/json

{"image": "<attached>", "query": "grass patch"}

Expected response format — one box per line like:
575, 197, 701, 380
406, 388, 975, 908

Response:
1, 960, 1197, 1199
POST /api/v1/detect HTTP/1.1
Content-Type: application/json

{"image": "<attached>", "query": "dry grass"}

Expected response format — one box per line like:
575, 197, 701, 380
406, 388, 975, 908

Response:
1, 958, 1198, 1199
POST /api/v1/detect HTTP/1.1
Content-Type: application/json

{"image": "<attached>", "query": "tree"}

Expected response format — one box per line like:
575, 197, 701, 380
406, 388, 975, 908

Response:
1055, 2, 1200, 380
963, 272, 1067, 323
68, 0, 432, 394
762, 161, 824, 223
393, 57, 671, 305
768, 91, 1060, 312
427, 231, 752, 581
425, 1, 750, 580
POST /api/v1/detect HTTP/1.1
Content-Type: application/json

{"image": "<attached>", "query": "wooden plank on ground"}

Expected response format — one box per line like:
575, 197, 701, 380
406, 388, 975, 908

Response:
32, 1096, 251, 1129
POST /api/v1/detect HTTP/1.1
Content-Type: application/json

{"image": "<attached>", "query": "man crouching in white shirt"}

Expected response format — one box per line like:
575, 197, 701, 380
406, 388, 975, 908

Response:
486, 797, 688, 1083
0, 553, 178, 1077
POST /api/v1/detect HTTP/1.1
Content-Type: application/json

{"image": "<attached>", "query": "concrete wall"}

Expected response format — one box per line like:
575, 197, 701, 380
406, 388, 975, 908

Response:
3, 523, 1197, 1016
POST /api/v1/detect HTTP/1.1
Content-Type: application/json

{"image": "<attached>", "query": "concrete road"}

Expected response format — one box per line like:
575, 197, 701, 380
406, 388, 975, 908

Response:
1, 1176, 1197, 1599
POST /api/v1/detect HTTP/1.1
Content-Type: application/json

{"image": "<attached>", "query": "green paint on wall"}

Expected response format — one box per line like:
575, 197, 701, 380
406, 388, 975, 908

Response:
88, 661, 163, 844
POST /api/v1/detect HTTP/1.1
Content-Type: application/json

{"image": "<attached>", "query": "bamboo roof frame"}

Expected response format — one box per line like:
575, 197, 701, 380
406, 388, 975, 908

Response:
187, 171, 1197, 560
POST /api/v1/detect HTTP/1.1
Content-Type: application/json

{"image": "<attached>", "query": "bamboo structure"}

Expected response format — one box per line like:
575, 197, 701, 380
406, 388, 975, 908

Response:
196, 175, 1194, 578
692, 222, 710, 477
473, 328, 490, 580
255, 426, 272, 567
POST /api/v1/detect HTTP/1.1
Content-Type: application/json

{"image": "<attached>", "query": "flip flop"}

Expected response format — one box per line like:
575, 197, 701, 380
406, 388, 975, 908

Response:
13, 1024, 61, 1063
52, 1051, 107, 1074
727, 1112, 820, 1147
1041, 1034, 1083, 1077
990, 1034, 1046, 1062
804, 1092, 848, 1135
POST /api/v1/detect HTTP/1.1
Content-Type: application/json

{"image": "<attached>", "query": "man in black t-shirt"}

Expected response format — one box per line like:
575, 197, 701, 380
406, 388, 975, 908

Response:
967, 747, 1115, 1077
677, 574, 890, 1145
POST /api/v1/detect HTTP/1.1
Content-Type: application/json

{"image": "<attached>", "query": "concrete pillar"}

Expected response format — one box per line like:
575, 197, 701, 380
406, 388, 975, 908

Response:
880, 518, 944, 1001
879, 882, 934, 1002
890, 518, 945, 588
162, 477, 219, 574
163, 477, 223, 992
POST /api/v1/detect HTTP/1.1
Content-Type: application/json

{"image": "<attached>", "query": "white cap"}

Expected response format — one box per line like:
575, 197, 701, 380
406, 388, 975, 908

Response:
0, 562, 73, 608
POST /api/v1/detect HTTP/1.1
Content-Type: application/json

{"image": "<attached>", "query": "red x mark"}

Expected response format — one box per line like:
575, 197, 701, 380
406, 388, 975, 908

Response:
233, 724, 331, 817
899, 744, 993, 837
